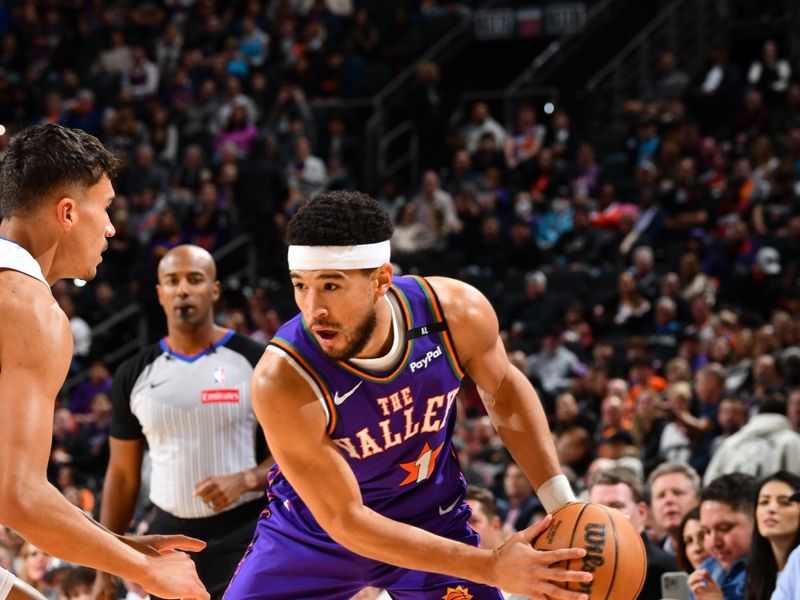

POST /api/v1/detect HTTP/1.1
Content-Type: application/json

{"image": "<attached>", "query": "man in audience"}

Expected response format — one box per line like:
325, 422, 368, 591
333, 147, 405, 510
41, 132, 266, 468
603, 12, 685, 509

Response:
647, 462, 701, 553
688, 473, 757, 600
704, 394, 800, 484
465, 486, 529, 600
589, 467, 677, 599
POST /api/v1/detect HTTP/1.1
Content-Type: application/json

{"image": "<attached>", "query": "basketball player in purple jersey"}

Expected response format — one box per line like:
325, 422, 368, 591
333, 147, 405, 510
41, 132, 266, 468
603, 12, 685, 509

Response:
0, 124, 207, 600
225, 191, 592, 600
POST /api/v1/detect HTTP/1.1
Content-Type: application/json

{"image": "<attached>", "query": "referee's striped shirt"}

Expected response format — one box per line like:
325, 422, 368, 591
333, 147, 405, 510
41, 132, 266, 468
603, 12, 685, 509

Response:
110, 330, 266, 519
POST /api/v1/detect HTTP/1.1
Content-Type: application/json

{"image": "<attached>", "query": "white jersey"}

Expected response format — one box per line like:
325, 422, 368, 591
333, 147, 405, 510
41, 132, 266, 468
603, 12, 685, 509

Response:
0, 236, 49, 287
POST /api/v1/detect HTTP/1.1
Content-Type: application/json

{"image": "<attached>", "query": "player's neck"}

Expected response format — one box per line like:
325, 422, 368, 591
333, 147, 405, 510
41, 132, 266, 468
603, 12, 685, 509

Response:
166, 322, 227, 356
354, 295, 394, 359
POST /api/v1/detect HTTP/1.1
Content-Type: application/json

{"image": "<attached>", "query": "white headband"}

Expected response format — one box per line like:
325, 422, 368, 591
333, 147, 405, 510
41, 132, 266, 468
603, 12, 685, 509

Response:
288, 240, 391, 271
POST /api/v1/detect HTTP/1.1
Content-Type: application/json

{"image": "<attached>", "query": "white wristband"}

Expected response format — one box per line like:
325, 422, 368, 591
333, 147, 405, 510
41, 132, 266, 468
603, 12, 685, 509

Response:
538, 474, 576, 514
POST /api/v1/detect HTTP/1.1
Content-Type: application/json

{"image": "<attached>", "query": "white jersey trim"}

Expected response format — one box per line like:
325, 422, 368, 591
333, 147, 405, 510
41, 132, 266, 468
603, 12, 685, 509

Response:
0, 237, 49, 287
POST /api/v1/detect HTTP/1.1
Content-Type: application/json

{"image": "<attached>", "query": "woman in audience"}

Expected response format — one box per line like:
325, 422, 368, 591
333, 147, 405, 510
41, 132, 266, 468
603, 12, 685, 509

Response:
16, 542, 57, 599
676, 507, 709, 572
743, 471, 800, 600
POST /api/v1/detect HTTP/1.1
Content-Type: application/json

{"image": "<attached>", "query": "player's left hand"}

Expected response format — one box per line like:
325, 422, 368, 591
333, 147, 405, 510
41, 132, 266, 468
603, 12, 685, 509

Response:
193, 473, 247, 512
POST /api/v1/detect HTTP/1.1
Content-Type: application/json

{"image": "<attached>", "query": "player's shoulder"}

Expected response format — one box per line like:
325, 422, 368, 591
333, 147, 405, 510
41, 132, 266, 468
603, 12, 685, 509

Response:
423, 276, 495, 322
0, 269, 65, 330
253, 343, 315, 400
223, 331, 267, 367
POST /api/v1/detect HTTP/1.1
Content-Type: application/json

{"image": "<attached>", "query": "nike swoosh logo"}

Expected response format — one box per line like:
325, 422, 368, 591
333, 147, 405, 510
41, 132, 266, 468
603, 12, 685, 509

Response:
439, 495, 461, 516
150, 380, 168, 389
333, 381, 362, 405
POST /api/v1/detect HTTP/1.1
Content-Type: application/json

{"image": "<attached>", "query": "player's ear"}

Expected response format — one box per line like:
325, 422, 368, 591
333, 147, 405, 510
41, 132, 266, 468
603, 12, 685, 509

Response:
56, 197, 77, 231
373, 262, 393, 295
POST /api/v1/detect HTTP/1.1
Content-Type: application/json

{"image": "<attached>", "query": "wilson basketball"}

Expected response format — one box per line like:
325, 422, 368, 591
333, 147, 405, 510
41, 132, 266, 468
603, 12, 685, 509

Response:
532, 502, 647, 600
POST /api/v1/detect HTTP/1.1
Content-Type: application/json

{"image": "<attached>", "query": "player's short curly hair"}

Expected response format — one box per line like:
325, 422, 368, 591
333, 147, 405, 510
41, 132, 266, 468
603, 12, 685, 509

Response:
285, 190, 393, 246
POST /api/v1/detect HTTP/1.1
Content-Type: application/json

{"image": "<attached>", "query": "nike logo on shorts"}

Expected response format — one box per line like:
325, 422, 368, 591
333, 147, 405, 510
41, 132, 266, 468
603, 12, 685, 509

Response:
438, 495, 461, 515
334, 381, 363, 405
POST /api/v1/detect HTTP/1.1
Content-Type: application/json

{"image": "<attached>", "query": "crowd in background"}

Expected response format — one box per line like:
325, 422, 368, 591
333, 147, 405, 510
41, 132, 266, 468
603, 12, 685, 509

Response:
0, 0, 798, 598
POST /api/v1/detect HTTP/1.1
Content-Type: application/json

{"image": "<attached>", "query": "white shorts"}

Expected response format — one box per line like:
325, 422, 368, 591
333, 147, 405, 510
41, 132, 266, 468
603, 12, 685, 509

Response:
0, 567, 14, 600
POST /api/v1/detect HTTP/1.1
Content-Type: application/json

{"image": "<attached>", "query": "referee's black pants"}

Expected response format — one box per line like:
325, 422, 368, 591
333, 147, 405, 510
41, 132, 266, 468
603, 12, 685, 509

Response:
149, 498, 264, 600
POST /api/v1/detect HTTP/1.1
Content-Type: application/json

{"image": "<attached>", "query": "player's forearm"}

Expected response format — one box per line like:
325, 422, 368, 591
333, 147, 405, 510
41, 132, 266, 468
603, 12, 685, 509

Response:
483, 366, 564, 489
324, 504, 496, 585
99, 468, 140, 534
0, 477, 148, 580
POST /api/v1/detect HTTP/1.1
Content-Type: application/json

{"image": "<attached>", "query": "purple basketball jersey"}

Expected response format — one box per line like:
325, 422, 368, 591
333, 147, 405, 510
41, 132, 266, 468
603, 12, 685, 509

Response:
224, 276, 504, 599
266, 275, 467, 524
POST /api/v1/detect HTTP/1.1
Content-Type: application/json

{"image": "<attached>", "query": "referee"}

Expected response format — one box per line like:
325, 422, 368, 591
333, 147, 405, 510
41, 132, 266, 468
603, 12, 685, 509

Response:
97, 245, 271, 599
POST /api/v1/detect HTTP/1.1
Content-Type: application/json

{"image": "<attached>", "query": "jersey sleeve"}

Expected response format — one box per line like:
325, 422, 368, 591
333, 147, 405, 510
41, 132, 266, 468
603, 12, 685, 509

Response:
226, 332, 267, 368
109, 346, 160, 440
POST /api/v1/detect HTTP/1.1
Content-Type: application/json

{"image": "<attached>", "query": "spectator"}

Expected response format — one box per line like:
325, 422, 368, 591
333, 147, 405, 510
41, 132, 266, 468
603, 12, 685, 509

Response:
676, 362, 726, 474
552, 205, 602, 267
463, 101, 507, 153
409, 171, 462, 250
613, 271, 652, 331
465, 486, 506, 549
504, 104, 545, 171
689, 473, 757, 600
660, 381, 694, 463
676, 507, 709, 572
320, 115, 357, 190
287, 136, 328, 203
120, 46, 159, 100
59, 566, 95, 600
651, 50, 690, 101
526, 327, 582, 407
58, 296, 91, 370
391, 201, 435, 258
67, 361, 112, 419
648, 462, 701, 554
747, 39, 791, 107
704, 395, 800, 484
710, 397, 748, 455
499, 462, 543, 534
772, 536, 800, 599
213, 105, 259, 159
465, 486, 530, 600
744, 471, 800, 600
16, 542, 56, 600
239, 16, 269, 68
589, 467, 677, 599
49, 408, 93, 486
787, 388, 800, 433
691, 43, 743, 138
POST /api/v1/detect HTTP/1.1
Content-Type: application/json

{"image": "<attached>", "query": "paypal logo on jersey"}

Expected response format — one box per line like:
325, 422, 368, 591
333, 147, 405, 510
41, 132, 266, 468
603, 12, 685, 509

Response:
409, 345, 442, 373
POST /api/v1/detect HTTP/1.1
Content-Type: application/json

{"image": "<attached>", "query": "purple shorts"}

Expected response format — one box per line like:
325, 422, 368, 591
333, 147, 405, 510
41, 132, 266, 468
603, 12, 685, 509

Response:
223, 499, 503, 600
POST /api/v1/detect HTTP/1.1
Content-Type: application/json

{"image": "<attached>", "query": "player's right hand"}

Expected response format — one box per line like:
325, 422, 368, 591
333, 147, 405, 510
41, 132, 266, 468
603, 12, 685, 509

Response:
140, 551, 209, 600
491, 514, 593, 600
124, 533, 207, 555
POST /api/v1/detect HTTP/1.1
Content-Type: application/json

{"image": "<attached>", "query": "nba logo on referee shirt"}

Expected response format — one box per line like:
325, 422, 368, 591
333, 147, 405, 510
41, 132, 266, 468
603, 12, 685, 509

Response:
202, 366, 239, 403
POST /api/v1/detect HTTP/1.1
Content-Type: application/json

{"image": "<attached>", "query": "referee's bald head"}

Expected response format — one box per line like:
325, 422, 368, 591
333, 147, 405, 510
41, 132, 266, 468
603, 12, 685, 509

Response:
158, 244, 217, 280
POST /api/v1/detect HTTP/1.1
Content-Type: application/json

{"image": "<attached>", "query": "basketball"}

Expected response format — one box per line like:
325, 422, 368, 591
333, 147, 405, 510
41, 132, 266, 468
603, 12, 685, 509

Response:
532, 502, 647, 600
